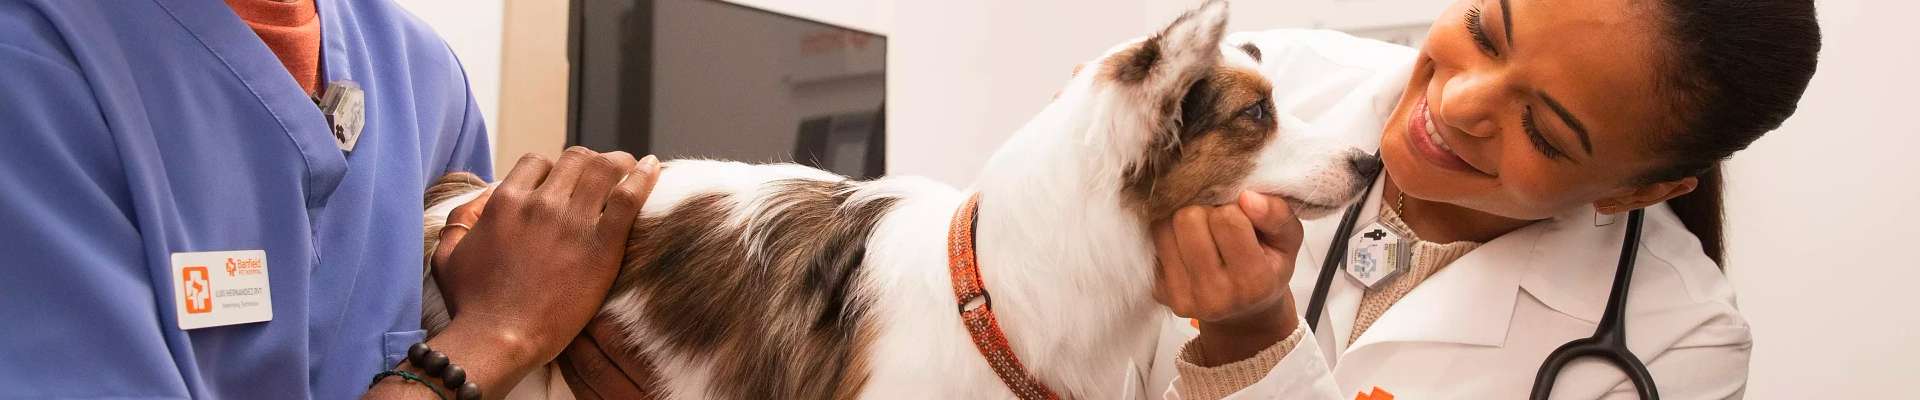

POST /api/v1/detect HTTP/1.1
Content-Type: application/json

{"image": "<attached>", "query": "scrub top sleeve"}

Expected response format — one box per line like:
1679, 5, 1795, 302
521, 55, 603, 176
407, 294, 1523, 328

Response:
0, 35, 191, 398
442, 72, 495, 181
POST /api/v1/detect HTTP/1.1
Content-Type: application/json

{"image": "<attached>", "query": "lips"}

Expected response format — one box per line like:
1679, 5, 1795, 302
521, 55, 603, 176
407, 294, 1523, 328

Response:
1406, 98, 1483, 175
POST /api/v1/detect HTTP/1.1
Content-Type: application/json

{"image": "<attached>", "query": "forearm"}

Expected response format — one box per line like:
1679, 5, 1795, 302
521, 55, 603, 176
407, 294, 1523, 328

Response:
363, 319, 546, 400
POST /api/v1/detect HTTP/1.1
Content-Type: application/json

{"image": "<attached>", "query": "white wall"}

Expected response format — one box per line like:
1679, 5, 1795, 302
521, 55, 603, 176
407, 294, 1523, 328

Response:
1722, 0, 1920, 397
392, 0, 505, 156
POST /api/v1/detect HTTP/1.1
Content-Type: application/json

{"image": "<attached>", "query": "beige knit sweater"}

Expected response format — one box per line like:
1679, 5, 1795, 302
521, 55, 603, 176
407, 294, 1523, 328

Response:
1172, 204, 1482, 399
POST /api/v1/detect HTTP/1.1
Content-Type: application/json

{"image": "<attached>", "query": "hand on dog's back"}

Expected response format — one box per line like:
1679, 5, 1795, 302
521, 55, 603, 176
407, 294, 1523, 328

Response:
414, 148, 662, 394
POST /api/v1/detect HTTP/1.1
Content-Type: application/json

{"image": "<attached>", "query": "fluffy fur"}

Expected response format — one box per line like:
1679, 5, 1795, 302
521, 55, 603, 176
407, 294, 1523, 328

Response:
420, 1, 1376, 398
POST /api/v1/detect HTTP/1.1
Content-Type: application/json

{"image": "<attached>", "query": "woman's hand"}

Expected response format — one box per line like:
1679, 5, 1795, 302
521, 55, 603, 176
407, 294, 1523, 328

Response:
1153, 192, 1305, 365
372, 148, 661, 399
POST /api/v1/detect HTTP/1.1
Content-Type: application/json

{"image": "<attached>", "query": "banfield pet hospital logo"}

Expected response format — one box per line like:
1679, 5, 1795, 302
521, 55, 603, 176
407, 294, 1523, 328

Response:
182, 266, 212, 314
225, 256, 263, 277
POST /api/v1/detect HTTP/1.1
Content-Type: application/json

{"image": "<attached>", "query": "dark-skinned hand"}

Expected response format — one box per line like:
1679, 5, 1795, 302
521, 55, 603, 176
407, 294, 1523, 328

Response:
367, 147, 661, 400
1152, 192, 1305, 366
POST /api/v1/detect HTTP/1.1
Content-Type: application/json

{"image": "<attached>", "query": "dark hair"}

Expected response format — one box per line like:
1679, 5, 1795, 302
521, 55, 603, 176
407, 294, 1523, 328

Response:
1641, 0, 1821, 266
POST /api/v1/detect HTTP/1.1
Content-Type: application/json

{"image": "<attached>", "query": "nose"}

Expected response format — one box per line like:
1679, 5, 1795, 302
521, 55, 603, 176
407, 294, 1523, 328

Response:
1438, 71, 1505, 138
1347, 150, 1382, 180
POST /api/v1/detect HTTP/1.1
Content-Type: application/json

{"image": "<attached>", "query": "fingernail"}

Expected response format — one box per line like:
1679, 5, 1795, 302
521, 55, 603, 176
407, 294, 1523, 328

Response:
640, 155, 660, 172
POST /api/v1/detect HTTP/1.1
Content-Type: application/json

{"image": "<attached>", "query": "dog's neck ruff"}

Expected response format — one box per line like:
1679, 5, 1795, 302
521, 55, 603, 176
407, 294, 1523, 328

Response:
949, 193, 1061, 400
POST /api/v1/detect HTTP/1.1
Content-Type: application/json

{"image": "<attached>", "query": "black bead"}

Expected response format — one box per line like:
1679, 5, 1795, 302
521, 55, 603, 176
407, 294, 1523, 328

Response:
455, 382, 481, 400
407, 343, 431, 365
441, 364, 467, 388
420, 350, 450, 376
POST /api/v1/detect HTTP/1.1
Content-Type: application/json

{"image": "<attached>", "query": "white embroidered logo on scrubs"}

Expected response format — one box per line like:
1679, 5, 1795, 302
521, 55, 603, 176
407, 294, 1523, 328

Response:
171, 250, 274, 330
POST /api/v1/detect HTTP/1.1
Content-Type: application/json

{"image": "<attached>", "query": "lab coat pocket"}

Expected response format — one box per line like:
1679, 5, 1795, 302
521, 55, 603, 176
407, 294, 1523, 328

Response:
383, 329, 427, 368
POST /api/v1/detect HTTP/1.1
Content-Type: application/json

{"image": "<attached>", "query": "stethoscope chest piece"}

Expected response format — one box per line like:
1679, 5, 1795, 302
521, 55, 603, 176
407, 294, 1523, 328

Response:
1345, 221, 1412, 288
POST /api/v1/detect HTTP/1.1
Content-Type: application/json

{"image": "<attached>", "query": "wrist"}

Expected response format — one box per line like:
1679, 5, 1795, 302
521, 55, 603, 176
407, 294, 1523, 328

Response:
1193, 293, 1298, 366
419, 319, 548, 397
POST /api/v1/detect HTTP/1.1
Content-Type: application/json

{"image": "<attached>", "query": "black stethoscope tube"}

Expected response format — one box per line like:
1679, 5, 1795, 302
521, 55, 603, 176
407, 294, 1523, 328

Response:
1528, 209, 1657, 399
1303, 182, 1657, 399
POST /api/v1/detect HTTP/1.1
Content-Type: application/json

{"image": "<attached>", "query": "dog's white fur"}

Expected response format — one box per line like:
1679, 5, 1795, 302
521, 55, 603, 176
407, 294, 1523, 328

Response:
427, 1, 1370, 398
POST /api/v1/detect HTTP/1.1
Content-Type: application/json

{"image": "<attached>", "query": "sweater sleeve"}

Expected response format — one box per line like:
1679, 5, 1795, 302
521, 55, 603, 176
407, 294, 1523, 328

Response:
1171, 324, 1306, 399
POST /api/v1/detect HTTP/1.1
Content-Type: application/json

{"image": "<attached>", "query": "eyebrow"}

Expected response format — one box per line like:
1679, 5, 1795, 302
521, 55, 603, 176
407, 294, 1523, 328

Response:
1538, 93, 1594, 155
1499, 0, 1514, 47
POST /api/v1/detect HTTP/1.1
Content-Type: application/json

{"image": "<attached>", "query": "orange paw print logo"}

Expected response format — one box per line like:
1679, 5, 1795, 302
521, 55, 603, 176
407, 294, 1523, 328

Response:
1354, 387, 1393, 400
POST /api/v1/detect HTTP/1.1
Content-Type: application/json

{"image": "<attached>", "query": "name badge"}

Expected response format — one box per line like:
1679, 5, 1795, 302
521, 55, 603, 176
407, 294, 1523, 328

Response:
170, 250, 274, 330
1345, 222, 1411, 288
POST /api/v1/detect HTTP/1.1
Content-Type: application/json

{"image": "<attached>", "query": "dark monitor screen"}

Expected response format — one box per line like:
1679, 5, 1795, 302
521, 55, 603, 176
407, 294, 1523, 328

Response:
568, 0, 887, 178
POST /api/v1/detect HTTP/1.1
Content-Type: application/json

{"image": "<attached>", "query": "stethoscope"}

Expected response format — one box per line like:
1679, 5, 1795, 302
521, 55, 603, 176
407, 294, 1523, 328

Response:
1301, 178, 1660, 399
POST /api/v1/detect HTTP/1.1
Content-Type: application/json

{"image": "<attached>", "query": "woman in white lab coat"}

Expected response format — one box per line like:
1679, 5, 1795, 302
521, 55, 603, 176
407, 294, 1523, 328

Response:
1145, 0, 1820, 398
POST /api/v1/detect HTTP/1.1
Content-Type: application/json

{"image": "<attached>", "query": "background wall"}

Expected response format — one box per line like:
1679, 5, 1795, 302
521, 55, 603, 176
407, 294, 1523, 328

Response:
420, 0, 1917, 396
391, 0, 505, 158
1721, 1, 1920, 397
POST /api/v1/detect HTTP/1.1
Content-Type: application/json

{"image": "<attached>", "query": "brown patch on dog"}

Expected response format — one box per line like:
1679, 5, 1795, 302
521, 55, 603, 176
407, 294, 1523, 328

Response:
1122, 67, 1276, 220
418, 175, 893, 399
1104, 39, 1162, 84
1237, 42, 1262, 62
1102, 2, 1224, 85
610, 179, 895, 400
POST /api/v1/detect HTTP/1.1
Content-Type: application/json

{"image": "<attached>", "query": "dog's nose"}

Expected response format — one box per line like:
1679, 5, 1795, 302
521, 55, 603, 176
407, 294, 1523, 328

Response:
1347, 151, 1383, 180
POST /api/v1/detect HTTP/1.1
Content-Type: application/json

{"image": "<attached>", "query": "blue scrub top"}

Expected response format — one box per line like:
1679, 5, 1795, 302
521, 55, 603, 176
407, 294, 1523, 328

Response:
0, 0, 492, 398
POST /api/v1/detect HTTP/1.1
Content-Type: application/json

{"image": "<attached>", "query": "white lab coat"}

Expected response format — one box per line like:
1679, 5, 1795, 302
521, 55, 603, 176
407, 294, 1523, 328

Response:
1137, 30, 1753, 399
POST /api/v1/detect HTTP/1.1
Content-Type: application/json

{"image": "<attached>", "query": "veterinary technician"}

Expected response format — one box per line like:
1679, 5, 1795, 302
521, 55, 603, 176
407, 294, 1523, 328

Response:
0, 0, 658, 398
1142, 0, 1819, 398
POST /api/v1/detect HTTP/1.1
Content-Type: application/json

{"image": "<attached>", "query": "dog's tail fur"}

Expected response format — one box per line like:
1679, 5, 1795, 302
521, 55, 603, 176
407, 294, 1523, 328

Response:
421, 172, 489, 337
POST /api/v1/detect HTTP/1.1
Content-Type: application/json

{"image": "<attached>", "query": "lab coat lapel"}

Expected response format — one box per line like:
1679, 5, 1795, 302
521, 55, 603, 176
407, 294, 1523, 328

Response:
1517, 206, 1634, 324
1286, 52, 1412, 361
1342, 225, 1544, 355
1296, 174, 1384, 358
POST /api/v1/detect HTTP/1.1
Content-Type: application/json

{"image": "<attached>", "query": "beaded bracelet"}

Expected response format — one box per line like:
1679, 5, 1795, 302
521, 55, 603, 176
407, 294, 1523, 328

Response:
406, 342, 483, 400
368, 369, 446, 400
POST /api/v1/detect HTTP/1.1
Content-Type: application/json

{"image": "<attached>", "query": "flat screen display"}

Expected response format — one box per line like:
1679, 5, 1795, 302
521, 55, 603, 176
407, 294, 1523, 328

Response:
569, 0, 887, 178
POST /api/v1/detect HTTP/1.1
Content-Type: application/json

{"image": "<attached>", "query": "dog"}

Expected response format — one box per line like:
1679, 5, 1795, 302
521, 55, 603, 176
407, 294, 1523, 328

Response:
422, 1, 1377, 398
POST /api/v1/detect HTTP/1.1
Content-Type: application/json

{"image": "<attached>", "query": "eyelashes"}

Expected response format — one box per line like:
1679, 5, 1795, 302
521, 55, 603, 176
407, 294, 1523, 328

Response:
1522, 106, 1565, 159
1466, 6, 1500, 56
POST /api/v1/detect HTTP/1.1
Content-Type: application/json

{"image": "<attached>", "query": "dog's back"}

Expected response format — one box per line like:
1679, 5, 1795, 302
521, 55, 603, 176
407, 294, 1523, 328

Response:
425, 160, 958, 399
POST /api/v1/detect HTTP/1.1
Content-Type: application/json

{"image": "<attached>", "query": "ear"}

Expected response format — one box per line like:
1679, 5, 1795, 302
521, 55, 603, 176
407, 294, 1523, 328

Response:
1594, 176, 1698, 214
1105, 0, 1228, 94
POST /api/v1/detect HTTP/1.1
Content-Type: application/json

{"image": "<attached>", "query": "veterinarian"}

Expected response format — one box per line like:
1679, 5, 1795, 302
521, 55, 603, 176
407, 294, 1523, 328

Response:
0, 0, 657, 398
1145, 0, 1817, 398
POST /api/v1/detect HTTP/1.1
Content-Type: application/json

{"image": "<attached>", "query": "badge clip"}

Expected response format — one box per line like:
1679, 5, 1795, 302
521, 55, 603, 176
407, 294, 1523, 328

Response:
316, 80, 365, 152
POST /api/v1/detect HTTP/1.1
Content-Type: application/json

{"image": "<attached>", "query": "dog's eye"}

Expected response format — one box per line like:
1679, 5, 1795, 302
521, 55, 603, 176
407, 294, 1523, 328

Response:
1240, 101, 1270, 122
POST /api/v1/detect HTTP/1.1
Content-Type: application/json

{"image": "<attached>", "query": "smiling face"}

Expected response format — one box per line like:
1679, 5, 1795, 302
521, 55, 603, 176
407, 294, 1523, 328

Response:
1383, 0, 1695, 219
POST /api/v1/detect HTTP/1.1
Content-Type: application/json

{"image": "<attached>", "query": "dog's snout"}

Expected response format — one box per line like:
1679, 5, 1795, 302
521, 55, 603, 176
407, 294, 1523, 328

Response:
1347, 151, 1382, 180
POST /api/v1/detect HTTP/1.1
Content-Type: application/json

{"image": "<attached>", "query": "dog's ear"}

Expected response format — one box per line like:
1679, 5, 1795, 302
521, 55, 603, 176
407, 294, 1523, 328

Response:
1106, 0, 1227, 95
